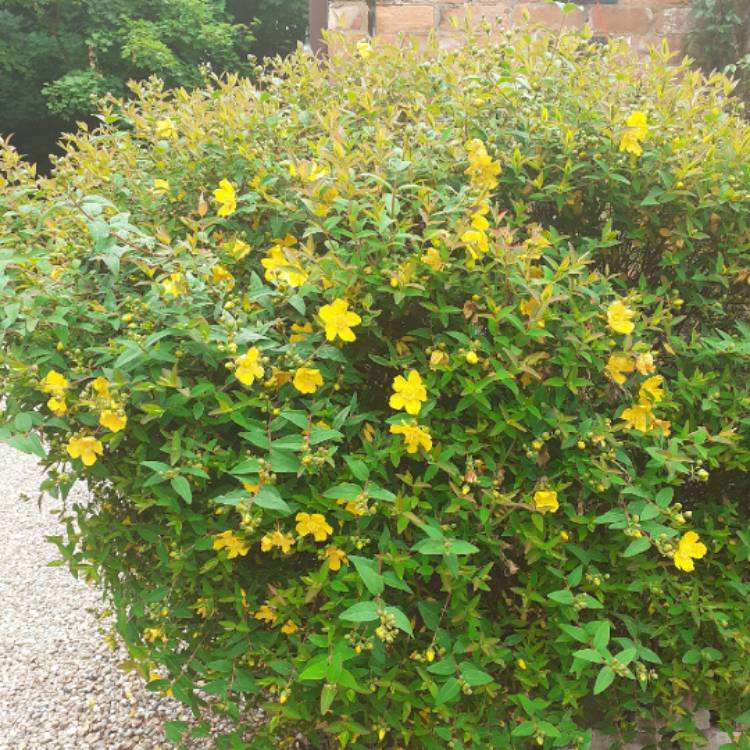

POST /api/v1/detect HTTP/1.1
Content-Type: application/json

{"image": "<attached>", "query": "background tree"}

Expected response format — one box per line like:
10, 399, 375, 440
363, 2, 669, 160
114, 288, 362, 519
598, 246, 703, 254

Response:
689, 0, 750, 105
0, 0, 308, 168
227, 0, 309, 61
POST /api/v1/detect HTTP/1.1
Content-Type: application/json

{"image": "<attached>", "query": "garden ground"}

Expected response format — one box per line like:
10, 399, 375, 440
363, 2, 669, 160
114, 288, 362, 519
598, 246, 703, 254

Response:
0, 441, 226, 750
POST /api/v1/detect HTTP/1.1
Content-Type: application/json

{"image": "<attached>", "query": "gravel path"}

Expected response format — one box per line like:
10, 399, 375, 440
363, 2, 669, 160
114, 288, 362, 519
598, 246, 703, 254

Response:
0, 442, 219, 750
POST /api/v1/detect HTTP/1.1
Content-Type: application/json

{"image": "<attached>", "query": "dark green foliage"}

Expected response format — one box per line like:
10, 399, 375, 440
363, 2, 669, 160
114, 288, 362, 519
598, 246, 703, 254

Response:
228, 0, 309, 61
689, 0, 750, 103
0, 0, 256, 166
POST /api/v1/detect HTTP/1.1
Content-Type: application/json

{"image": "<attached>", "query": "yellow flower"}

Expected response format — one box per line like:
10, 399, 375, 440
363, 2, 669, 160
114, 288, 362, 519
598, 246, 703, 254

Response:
293, 367, 324, 394
224, 237, 251, 261
242, 481, 259, 494
356, 40, 372, 59
460, 228, 489, 259
295, 512, 333, 542
281, 619, 299, 634
264, 367, 292, 388
605, 353, 634, 385
66, 436, 104, 466
153, 179, 170, 194
214, 179, 237, 217
47, 397, 67, 416
517, 658, 528, 670
429, 350, 450, 369
673, 531, 707, 573
260, 530, 296, 554
420, 246, 444, 272
619, 111, 648, 156
324, 545, 348, 571
470, 203, 491, 231
532, 490, 559, 513
390, 422, 433, 454
155, 119, 176, 139
290, 321, 313, 342
607, 300, 635, 335
211, 265, 235, 288
635, 352, 656, 375
235, 347, 264, 387
337, 497, 367, 516
319, 298, 362, 342
261, 244, 308, 288
639, 375, 664, 404
653, 418, 671, 436
519, 298, 539, 319
621, 403, 654, 432
212, 530, 250, 559
389, 370, 427, 416
255, 604, 277, 624
40, 370, 69, 398
161, 272, 185, 298
99, 409, 127, 433
91, 376, 110, 396
465, 139, 502, 192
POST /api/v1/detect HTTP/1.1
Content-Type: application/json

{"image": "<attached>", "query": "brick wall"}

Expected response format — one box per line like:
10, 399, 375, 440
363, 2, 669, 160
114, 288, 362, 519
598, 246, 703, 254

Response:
328, 0, 692, 55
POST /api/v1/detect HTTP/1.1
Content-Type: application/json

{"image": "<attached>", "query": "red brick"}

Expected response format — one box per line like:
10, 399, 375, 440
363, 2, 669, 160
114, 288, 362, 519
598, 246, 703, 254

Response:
439, 4, 508, 31
655, 7, 691, 34
620, 0, 689, 5
329, 2, 369, 32
376, 5, 435, 33
591, 5, 653, 34
513, 3, 587, 30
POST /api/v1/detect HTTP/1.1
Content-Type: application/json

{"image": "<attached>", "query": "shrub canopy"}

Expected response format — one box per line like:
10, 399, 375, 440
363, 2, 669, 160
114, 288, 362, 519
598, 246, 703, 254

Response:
2, 28, 750, 750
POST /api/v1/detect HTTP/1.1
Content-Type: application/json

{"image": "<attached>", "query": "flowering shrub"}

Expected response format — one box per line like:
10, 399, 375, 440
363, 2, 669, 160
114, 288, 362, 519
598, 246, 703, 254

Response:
2, 28, 750, 749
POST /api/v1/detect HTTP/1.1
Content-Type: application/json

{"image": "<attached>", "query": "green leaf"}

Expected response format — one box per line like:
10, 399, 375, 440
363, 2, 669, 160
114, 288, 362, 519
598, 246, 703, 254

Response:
593, 666, 616, 695
367, 484, 396, 502
459, 662, 493, 687
427, 659, 456, 676
13, 412, 33, 432
511, 721, 536, 738
418, 600, 440, 630
573, 648, 604, 664
567, 565, 583, 587
349, 555, 385, 596
682, 649, 701, 664
615, 647, 637, 666
253, 485, 291, 514
299, 654, 329, 681
594, 509, 626, 525
339, 601, 379, 622
310, 427, 344, 445
592, 621, 611, 651
323, 483, 362, 501
272, 435, 303, 451
344, 455, 370, 481
638, 646, 662, 664
623, 537, 651, 557
412, 538, 445, 555
581, 594, 604, 610
170, 475, 192, 504
445, 539, 479, 555
320, 683, 337, 715
385, 605, 413, 636
229, 458, 261, 475
6, 433, 46, 459
548, 590, 575, 605
559, 623, 588, 642
434, 677, 461, 706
